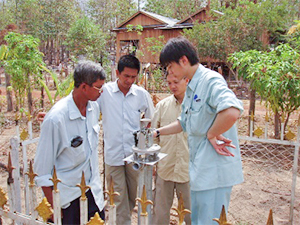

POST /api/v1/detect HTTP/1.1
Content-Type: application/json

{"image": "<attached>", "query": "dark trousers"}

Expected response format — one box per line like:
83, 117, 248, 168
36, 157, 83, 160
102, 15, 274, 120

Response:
61, 190, 105, 225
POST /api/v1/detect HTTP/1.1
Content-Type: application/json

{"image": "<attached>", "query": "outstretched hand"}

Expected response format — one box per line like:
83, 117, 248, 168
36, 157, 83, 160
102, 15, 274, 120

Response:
37, 112, 46, 122
208, 135, 235, 157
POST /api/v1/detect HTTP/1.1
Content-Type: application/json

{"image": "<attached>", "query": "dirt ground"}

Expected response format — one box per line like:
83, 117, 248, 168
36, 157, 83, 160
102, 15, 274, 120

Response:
0, 85, 299, 224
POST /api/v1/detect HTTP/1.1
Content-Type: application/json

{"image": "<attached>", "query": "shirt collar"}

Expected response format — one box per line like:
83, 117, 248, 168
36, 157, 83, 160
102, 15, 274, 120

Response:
188, 64, 205, 92
68, 92, 92, 120
112, 79, 137, 96
172, 94, 181, 105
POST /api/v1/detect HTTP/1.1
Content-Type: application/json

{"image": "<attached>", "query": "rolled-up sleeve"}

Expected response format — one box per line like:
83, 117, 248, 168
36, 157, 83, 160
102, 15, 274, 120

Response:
34, 119, 59, 187
208, 78, 244, 115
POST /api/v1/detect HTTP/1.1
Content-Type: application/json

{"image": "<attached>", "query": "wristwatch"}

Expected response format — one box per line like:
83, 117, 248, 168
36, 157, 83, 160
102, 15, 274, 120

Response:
156, 129, 160, 138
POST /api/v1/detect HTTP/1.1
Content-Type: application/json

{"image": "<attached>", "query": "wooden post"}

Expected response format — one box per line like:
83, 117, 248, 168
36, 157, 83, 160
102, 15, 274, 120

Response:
15, 115, 20, 143
250, 111, 254, 138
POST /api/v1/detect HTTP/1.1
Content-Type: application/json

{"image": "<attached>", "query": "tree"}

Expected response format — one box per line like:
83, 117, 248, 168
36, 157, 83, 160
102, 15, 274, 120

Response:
87, 0, 137, 32
87, 0, 137, 66
0, 32, 45, 113
65, 16, 108, 62
184, 0, 294, 133
229, 44, 300, 138
0, 0, 15, 29
35, 0, 82, 66
0, 0, 82, 67
143, 0, 206, 20
184, 0, 292, 64
0, 24, 18, 112
287, 20, 300, 51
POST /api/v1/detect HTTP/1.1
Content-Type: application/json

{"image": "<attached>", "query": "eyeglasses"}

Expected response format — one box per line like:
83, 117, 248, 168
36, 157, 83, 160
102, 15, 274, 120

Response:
93, 86, 103, 93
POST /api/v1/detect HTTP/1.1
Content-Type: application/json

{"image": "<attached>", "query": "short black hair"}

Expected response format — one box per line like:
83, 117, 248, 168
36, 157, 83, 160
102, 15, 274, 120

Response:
117, 54, 140, 73
159, 37, 199, 67
74, 61, 106, 88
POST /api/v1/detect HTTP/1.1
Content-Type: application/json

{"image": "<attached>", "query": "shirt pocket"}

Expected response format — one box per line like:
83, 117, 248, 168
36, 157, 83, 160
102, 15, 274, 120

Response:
125, 103, 142, 130
59, 145, 86, 171
189, 101, 206, 136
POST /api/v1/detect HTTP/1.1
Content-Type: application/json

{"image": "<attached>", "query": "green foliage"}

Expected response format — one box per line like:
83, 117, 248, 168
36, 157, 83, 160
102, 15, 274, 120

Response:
1, 32, 45, 111
146, 35, 165, 56
184, 0, 293, 63
151, 67, 166, 91
0, 45, 8, 59
65, 16, 107, 62
36, 0, 81, 39
287, 20, 300, 52
143, 0, 205, 20
0, 0, 16, 29
39, 65, 74, 105
126, 24, 144, 35
0, 0, 81, 40
87, 0, 137, 32
229, 43, 300, 126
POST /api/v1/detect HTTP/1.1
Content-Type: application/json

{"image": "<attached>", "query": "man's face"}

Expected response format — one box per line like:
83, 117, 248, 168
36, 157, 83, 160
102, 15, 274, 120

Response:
117, 67, 138, 92
165, 58, 186, 80
88, 79, 105, 101
167, 74, 187, 97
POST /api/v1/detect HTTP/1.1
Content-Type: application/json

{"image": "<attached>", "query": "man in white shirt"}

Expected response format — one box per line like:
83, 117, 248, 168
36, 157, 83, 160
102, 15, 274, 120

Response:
97, 55, 154, 225
34, 61, 106, 224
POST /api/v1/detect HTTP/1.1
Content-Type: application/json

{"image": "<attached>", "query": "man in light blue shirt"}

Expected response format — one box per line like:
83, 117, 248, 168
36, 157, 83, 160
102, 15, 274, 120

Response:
97, 55, 154, 225
154, 37, 244, 224
34, 61, 106, 224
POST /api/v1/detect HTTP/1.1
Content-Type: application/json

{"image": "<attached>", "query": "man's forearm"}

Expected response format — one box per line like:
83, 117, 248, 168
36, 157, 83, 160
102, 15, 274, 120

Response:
207, 107, 240, 139
42, 186, 54, 207
155, 120, 182, 137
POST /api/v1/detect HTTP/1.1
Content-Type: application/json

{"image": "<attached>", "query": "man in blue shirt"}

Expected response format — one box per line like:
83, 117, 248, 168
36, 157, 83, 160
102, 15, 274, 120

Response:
154, 37, 244, 224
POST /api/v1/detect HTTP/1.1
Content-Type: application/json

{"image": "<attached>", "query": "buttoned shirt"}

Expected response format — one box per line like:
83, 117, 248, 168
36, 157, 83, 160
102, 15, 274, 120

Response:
97, 81, 154, 166
34, 93, 104, 210
179, 64, 244, 191
152, 95, 189, 183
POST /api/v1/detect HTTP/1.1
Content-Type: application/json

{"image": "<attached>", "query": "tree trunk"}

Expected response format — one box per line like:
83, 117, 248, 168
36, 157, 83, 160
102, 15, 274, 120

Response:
284, 113, 290, 134
274, 112, 280, 139
26, 73, 33, 113
248, 88, 256, 136
50, 39, 54, 65
56, 37, 60, 66
40, 86, 44, 109
5, 73, 13, 112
